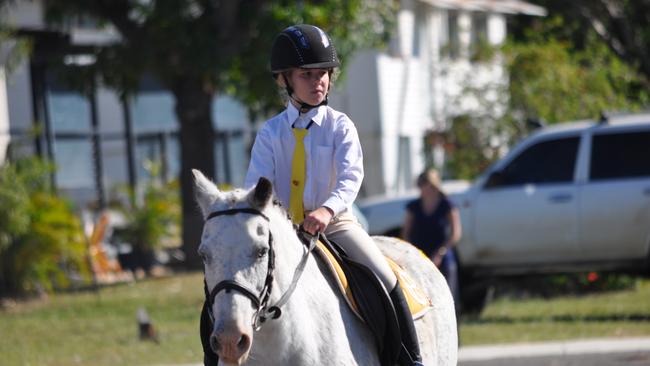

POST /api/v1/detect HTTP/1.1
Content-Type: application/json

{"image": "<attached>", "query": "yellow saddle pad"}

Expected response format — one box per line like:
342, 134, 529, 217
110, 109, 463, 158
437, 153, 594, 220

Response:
313, 240, 433, 321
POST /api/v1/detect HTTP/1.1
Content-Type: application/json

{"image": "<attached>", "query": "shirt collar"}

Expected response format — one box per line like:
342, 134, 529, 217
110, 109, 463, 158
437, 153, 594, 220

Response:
286, 102, 326, 128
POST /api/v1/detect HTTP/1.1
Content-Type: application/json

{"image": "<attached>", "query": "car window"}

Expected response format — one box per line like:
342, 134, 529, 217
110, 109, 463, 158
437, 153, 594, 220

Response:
590, 130, 650, 181
489, 136, 580, 188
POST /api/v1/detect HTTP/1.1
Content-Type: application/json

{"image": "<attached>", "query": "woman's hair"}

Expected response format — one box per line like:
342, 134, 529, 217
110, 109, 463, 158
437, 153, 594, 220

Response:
417, 168, 445, 195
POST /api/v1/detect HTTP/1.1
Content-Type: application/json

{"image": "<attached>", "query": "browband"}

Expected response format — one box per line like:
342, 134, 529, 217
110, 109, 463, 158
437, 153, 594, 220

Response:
206, 208, 269, 222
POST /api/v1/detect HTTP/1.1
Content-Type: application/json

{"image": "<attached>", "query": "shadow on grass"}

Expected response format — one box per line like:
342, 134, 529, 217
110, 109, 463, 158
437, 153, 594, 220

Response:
464, 313, 650, 324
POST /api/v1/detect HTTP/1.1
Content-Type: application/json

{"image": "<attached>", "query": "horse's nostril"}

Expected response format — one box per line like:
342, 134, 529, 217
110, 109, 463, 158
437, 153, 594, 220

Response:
237, 333, 251, 351
209, 334, 220, 353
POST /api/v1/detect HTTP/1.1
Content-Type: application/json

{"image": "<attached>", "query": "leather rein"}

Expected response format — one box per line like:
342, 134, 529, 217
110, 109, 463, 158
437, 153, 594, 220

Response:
203, 207, 317, 331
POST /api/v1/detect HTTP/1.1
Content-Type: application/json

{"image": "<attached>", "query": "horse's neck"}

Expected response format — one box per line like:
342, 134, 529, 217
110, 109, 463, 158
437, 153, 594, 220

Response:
253, 216, 376, 364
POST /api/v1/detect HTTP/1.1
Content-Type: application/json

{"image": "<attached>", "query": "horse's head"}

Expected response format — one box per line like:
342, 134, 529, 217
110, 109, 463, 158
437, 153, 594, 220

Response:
193, 169, 293, 364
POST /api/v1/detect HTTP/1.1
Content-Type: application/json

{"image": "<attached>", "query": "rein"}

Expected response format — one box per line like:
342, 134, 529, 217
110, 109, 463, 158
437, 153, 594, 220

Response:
203, 207, 318, 331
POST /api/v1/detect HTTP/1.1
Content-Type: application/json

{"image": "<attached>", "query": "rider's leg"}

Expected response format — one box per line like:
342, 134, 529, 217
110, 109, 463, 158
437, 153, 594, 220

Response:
324, 212, 396, 288
325, 211, 423, 365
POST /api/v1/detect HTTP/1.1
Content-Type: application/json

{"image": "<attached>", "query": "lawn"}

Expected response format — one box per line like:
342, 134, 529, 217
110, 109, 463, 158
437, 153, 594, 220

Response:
1, 273, 205, 366
460, 277, 650, 345
1, 272, 649, 366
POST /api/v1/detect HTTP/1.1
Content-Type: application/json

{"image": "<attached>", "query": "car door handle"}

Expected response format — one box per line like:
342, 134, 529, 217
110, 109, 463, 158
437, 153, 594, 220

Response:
644, 187, 650, 196
548, 193, 573, 203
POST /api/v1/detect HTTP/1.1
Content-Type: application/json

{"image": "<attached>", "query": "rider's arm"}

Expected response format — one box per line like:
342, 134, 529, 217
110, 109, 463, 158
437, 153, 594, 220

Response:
245, 125, 275, 190
321, 116, 363, 217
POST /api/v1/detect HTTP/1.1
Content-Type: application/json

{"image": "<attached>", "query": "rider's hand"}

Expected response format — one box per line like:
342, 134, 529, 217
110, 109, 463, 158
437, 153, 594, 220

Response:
303, 206, 334, 235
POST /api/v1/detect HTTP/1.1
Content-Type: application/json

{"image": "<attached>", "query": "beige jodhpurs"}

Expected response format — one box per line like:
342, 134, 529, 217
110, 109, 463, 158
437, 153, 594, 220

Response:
323, 210, 397, 290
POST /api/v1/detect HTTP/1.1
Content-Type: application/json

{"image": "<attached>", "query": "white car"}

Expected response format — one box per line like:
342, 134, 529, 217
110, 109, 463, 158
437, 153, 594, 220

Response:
358, 181, 470, 237
358, 112, 650, 312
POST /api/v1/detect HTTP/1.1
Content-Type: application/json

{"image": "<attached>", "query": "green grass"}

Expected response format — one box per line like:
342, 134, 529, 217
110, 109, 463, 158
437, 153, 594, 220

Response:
460, 278, 650, 345
1, 272, 650, 365
0, 273, 205, 366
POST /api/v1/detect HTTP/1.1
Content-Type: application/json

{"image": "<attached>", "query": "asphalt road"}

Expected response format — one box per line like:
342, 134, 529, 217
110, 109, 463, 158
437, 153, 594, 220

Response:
459, 337, 650, 366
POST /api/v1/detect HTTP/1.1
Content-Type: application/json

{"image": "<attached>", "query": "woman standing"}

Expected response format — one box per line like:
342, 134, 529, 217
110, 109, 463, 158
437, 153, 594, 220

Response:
402, 169, 462, 314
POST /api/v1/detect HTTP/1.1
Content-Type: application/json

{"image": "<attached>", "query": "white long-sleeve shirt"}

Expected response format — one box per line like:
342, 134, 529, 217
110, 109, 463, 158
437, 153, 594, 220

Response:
245, 103, 364, 216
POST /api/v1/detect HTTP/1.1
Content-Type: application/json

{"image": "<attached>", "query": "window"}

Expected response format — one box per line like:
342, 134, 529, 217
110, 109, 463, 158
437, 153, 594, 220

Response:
412, 7, 425, 57
441, 10, 460, 59
470, 12, 491, 62
488, 137, 579, 188
471, 13, 488, 46
590, 131, 650, 181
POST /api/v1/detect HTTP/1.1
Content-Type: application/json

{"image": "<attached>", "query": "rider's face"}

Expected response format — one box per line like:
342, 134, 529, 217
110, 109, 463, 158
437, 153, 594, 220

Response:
286, 68, 330, 106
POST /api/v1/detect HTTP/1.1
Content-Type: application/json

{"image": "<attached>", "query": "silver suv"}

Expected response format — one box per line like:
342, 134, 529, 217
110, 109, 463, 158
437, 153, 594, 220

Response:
359, 112, 650, 312
466, 112, 650, 275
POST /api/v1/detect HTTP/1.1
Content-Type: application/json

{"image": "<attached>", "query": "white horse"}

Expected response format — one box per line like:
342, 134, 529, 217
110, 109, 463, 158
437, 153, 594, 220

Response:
193, 170, 457, 366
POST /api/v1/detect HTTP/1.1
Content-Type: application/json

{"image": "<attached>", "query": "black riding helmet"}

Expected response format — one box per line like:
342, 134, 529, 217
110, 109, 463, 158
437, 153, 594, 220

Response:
271, 24, 340, 110
271, 24, 340, 73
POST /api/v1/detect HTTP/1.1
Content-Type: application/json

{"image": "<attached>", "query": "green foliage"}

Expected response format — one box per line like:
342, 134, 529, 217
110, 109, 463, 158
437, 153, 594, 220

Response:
44, 0, 396, 117
505, 33, 648, 126
0, 158, 90, 297
118, 167, 181, 252
0, 31, 32, 76
222, 0, 398, 118
445, 21, 648, 179
510, 1, 650, 89
445, 115, 498, 180
492, 273, 638, 300
469, 36, 497, 63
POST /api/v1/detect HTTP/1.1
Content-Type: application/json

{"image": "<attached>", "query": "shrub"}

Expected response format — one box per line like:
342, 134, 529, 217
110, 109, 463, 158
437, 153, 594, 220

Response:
111, 164, 181, 274
0, 158, 90, 297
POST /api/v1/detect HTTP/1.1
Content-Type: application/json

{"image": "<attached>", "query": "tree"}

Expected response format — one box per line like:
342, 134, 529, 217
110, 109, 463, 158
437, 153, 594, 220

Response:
512, 0, 650, 88
42, 1, 395, 267
444, 30, 648, 179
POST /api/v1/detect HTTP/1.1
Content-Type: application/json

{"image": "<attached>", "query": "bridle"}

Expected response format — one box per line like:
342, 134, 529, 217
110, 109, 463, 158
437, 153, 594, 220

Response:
203, 207, 317, 331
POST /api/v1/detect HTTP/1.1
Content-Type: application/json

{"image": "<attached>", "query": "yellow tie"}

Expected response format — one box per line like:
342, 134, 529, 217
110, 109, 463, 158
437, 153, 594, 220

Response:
289, 127, 308, 223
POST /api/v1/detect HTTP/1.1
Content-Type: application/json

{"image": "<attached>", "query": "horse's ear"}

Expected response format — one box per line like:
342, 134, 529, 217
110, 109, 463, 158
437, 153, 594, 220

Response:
249, 177, 273, 209
192, 169, 221, 217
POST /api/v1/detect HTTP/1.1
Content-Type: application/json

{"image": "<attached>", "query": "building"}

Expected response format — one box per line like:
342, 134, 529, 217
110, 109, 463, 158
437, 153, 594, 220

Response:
0, 0, 544, 209
0, 1, 252, 209
329, 0, 545, 197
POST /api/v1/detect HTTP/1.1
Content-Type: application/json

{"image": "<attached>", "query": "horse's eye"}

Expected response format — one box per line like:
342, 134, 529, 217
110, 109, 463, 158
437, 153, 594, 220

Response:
256, 247, 268, 259
197, 249, 208, 262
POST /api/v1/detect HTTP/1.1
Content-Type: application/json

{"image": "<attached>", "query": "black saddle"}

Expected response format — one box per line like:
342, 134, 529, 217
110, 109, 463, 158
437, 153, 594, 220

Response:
315, 233, 402, 366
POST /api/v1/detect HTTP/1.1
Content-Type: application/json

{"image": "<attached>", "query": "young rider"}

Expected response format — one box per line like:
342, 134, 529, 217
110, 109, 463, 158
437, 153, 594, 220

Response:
244, 24, 424, 365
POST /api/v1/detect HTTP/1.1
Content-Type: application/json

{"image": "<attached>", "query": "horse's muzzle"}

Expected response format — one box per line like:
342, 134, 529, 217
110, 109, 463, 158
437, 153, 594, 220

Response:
211, 327, 252, 364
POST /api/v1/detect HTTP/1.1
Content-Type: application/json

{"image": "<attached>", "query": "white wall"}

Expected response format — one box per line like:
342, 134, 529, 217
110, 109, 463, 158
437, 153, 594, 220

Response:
330, 0, 519, 198
330, 50, 384, 196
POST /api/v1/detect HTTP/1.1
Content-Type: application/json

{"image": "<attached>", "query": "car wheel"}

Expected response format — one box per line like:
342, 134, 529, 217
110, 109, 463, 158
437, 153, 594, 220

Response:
459, 275, 493, 316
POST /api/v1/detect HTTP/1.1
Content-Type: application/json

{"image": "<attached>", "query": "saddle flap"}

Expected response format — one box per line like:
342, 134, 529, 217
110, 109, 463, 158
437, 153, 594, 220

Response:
339, 257, 402, 366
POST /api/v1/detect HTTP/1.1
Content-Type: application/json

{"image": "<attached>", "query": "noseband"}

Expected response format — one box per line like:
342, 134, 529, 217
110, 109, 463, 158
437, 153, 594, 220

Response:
203, 207, 317, 331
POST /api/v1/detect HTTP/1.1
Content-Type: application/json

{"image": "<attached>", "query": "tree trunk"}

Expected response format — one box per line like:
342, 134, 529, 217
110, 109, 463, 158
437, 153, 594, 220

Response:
172, 78, 215, 269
